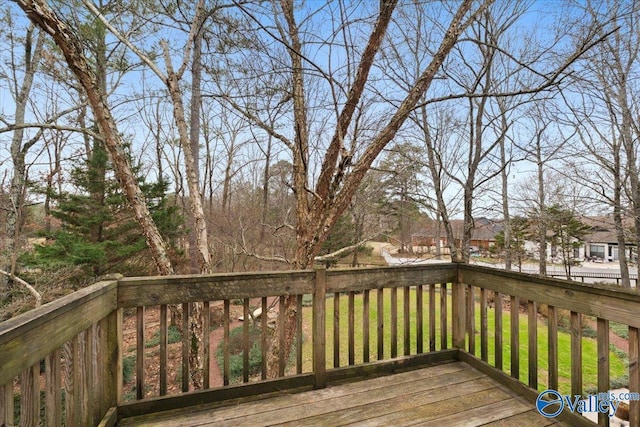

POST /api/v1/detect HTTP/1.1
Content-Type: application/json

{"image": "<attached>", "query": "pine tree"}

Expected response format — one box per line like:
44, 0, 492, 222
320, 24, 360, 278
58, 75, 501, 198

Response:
25, 138, 182, 279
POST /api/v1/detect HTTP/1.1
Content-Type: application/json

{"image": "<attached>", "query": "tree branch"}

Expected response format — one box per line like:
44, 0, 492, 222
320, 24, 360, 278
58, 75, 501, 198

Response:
0, 122, 102, 139
314, 236, 376, 262
0, 269, 41, 307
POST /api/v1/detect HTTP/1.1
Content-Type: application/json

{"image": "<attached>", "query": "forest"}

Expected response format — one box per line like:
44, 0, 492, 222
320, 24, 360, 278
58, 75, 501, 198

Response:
2, 0, 640, 377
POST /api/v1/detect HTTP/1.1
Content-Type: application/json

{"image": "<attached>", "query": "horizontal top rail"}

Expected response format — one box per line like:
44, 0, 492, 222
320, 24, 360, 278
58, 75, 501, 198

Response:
117, 270, 316, 307
0, 279, 118, 386
325, 264, 456, 293
460, 264, 640, 328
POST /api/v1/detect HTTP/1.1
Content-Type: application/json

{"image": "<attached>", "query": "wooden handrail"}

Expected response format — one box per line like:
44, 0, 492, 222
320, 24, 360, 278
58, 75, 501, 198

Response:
459, 264, 640, 327
0, 280, 118, 386
3, 263, 640, 426
458, 264, 640, 427
0, 280, 118, 426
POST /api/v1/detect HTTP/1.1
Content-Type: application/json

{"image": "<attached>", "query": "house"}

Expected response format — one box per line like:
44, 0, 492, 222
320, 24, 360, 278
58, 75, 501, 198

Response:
580, 215, 635, 262
523, 215, 636, 263
411, 217, 503, 255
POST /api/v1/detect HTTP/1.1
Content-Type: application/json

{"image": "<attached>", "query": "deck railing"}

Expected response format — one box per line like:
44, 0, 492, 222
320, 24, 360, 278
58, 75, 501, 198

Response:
1, 263, 639, 426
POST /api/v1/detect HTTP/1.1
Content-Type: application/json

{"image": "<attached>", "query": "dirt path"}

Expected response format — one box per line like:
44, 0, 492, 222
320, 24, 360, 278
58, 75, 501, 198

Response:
208, 319, 241, 387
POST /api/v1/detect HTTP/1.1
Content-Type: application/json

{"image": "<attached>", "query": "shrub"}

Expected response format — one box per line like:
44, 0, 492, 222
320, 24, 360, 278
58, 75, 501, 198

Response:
216, 325, 266, 383
145, 325, 181, 348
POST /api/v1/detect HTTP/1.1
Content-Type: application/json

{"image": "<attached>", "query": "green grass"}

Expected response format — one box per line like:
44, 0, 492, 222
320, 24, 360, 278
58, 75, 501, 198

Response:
145, 325, 182, 348
301, 288, 628, 396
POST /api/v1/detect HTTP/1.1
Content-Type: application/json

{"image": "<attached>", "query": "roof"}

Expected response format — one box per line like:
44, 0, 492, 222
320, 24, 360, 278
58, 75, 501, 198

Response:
579, 215, 635, 245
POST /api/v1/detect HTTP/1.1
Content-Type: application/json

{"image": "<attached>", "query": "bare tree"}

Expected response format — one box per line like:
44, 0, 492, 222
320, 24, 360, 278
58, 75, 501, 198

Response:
2, 18, 45, 289
221, 0, 491, 377
565, 1, 640, 286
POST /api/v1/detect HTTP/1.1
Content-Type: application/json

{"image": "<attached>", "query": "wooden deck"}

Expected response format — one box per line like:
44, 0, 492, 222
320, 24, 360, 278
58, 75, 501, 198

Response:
117, 361, 567, 427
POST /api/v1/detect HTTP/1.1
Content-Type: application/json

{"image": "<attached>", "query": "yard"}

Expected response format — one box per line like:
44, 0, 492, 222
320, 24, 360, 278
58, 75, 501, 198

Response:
301, 287, 628, 395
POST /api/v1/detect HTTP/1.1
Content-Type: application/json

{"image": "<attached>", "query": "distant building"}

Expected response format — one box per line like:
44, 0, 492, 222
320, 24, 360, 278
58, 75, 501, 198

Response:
411, 218, 503, 255
524, 215, 636, 263
580, 215, 635, 262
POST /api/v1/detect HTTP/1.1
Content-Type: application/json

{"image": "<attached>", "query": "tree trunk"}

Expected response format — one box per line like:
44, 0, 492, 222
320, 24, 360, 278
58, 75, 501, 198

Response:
188, 16, 204, 275
536, 149, 547, 276
3, 25, 45, 289
498, 101, 511, 271
265, 0, 481, 378
16, 0, 175, 277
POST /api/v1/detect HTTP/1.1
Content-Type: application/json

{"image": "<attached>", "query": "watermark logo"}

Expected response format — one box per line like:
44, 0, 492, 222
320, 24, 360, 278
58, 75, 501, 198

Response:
536, 389, 640, 419
536, 390, 564, 418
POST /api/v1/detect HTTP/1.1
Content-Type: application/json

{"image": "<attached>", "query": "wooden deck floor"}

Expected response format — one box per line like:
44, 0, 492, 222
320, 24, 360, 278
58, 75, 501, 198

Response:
118, 361, 570, 426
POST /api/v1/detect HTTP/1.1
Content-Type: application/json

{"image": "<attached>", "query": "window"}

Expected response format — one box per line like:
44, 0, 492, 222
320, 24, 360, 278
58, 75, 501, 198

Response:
590, 244, 605, 259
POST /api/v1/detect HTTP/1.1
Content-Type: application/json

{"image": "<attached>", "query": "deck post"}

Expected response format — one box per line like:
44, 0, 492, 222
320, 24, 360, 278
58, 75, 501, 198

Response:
313, 266, 327, 389
104, 307, 122, 409
452, 263, 466, 350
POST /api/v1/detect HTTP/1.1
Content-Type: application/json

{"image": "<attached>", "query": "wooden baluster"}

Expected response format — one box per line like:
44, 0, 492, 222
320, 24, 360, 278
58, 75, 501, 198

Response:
403, 286, 411, 356
528, 301, 538, 389
510, 296, 519, 380
297, 294, 303, 374
363, 289, 370, 363
313, 267, 327, 389
223, 300, 230, 386
203, 301, 210, 389
440, 283, 447, 350
115, 308, 123, 405
159, 304, 168, 395
597, 318, 610, 427
261, 297, 268, 380
20, 364, 39, 427
348, 292, 355, 365
429, 284, 436, 352
467, 285, 475, 355
243, 298, 250, 383
377, 288, 384, 360
416, 284, 423, 354
84, 326, 94, 425
570, 311, 582, 397
65, 338, 77, 426
391, 286, 397, 358
629, 326, 639, 427
93, 322, 103, 422
278, 295, 286, 377
1, 382, 14, 427
334, 292, 340, 368
45, 349, 62, 427
181, 303, 189, 392
495, 292, 503, 370
548, 305, 558, 391
480, 288, 488, 362
137, 306, 145, 399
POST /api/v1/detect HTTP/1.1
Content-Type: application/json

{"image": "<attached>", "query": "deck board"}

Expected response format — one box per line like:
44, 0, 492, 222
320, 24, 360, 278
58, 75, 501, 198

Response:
118, 361, 571, 426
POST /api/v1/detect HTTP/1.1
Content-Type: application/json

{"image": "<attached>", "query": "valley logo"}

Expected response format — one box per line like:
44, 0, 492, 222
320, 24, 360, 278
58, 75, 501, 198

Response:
536, 389, 637, 419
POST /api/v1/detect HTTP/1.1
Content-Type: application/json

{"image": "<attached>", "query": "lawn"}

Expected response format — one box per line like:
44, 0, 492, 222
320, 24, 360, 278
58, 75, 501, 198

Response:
301, 287, 628, 395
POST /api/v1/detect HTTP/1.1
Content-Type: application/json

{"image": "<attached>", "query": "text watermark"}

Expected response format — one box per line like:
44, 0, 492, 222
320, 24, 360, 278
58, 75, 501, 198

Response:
536, 389, 640, 419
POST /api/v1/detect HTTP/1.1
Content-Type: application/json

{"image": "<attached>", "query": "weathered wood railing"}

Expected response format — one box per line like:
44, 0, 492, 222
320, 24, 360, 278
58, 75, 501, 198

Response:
458, 264, 640, 427
1, 263, 639, 426
0, 280, 119, 427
